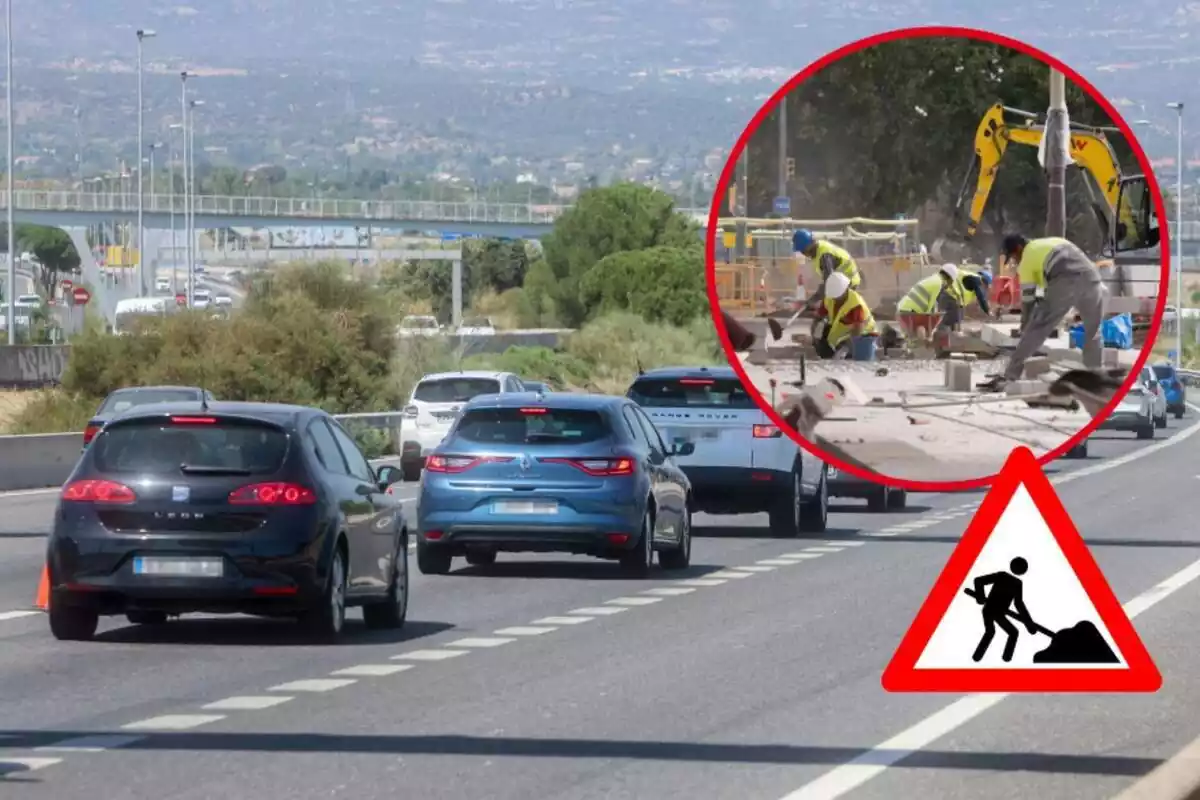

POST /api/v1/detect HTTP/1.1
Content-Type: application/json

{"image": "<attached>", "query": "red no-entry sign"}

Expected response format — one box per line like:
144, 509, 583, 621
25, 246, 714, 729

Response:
71, 286, 91, 306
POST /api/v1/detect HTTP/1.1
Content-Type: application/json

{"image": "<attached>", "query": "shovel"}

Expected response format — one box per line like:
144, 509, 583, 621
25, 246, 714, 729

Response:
962, 587, 1119, 663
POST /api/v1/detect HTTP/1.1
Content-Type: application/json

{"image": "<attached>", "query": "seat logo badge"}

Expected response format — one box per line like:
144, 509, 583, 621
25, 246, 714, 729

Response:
172, 486, 190, 502
520, 454, 533, 471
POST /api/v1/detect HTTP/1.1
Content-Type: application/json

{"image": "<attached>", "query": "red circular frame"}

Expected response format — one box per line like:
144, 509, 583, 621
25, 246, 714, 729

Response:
705, 24, 1171, 494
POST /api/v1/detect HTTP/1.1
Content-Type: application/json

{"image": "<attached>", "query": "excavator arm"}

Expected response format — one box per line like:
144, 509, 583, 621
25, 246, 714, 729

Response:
958, 102, 1137, 243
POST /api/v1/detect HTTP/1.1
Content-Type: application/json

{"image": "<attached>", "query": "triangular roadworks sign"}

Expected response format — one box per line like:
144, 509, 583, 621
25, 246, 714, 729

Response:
882, 446, 1161, 693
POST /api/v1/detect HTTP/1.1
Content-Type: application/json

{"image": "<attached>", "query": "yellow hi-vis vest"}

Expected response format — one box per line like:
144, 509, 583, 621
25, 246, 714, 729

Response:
897, 270, 980, 314
1016, 237, 1071, 289
823, 290, 877, 347
812, 240, 861, 288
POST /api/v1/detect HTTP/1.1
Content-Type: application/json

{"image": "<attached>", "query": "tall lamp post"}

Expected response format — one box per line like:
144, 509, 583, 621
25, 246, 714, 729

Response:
186, 98, 202, 307
5, 0, 14, 345
135, 28, 155, 298
1168, 102, 1185, 368
179, 71, 191, 304
168, 123, 182, 291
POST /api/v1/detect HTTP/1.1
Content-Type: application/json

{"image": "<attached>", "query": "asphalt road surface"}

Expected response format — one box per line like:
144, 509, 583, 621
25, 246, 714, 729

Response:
1, 417, 1198, 799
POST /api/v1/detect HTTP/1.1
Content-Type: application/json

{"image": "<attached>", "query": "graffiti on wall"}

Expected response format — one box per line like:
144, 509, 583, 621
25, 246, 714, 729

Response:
0, 345, 69, 387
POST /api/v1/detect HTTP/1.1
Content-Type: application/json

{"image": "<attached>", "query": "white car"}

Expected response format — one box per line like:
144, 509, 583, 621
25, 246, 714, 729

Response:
396, 315, 442, 338
213, 294, 234, 308
456, 317, 496, 336
399, 370, 530, 480
1138, 364, 1168, 429
155, 277, 171, 293
191, 288, 212, 309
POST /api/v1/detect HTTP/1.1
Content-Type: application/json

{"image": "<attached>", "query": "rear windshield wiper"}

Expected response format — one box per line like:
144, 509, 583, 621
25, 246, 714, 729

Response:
525, 433, 573, 442
179, 464, 254, 476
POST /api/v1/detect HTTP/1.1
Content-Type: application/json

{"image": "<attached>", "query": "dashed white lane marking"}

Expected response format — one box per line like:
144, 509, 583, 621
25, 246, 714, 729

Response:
777, 553, 825, 560
0, 610, 39, 622
392, 649, 469, 661
203, 695, 294, 711
494, 625, 557, 636
758, 558, 805, 566
641, 586, 696, 596
823, 540, 866, 547
331, 664, 415, 677
268, 678, 356, 693
568, 606, 628, 615
533, 615, 594, 625
678, 578, 728, 586
36, 735, 143, 753
730, 565, 776, 573
122, 714, 226, 731
802, 547, 843, 554
448, 637, 517, 648
605, 596, 663, 607
707, 570, 755, 579
862, 531, 899, 537
0, 756, 63, 775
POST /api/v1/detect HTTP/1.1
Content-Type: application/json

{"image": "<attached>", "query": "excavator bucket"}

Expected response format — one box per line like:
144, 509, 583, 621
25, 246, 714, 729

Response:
1046, 367, 1130, 419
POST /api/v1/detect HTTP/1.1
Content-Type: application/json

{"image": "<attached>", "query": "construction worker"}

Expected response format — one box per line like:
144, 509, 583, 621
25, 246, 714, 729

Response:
793, 229, 863, 309
979, 233, 1106, 392
897, 263, 996, 337
813, 272, 878, 361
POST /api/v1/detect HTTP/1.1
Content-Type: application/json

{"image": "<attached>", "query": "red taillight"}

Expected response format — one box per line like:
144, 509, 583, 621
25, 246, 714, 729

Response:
425, 455, 514, 473
606, 533, 630, 545
678, 378, 714, 385
424, 530, 444, 540
253, 586, 298, 596
171, 416, 217, 424
753, 424, 782, 438
543, 457, 635, 476
62, 479, 137, 504
519, 407, 547, 414
228, 482, 316, 505
82, 424, 101, 445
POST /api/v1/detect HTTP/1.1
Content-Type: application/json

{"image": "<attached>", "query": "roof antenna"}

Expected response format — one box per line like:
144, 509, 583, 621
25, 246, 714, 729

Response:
200, 390, 209, 412
636, 355, 646, 376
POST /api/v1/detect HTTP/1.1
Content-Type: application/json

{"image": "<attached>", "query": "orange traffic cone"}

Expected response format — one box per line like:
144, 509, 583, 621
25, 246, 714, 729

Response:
34, 564, 49, 611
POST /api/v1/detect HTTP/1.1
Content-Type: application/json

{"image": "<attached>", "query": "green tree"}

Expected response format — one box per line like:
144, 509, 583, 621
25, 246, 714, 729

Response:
465, 239, 530, 293
0, 224, 83, 296
541, 183, 700, 325
578, 245, 707, 326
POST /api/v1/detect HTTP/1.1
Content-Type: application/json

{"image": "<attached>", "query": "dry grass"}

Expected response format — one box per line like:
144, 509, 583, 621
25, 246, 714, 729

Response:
0, 390, 37, 433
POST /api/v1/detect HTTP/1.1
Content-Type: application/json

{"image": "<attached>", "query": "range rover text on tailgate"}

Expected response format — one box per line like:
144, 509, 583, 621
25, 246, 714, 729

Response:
627, 366, 827, 536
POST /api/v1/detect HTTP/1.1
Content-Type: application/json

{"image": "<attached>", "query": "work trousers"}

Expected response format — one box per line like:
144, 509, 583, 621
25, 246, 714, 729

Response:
1004, 270, 1106, 381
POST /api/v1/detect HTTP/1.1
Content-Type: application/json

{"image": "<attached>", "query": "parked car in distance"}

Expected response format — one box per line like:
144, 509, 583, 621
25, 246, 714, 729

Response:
213, 294, 234, 308
1152, 362, 1187, 419
84, 386, 216, 448
399, 370, 529, 481
456, 317, 496, 336
625, 365, 827, 535
47, 401, 410, 642
396, 315, 442, 338
416, 391, 693, 576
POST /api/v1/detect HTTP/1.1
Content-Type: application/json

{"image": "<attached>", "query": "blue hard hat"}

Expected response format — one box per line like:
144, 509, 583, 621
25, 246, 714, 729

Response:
977, 269, 993, 286
792, 229, 815, 252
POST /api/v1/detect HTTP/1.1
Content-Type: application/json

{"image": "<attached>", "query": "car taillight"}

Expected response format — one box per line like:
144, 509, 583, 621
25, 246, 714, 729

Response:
678, 378, 714, 386
753, 424, 782, 438
62, 479, 136, 504
171, 416, 217, 424
425, 455, 514, 473
543, 457, 635, 476
402, 405, 418, 419
228, 482, 316, 505
82, 423, 101, 445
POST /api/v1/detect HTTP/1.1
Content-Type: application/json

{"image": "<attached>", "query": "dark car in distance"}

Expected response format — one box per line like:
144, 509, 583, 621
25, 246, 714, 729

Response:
83, 386, 216, 448
47, 401, 409, 642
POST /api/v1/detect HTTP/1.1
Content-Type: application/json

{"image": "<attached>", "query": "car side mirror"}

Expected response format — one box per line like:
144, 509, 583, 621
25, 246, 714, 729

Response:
671, 441, 695, 457
375, 464, 401, 490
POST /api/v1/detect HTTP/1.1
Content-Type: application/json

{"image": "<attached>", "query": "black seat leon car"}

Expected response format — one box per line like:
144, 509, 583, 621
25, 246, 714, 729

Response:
46, 400, 410, 642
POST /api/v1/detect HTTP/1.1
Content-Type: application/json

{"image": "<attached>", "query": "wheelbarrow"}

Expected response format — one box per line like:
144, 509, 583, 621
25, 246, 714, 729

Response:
963, 587, 1119, 664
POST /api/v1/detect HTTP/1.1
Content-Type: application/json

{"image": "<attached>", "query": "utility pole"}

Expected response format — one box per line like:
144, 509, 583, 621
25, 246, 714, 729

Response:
734, 146, 748, 263
1044, 69, 1068, 238
4, 0, 14, 345
1169, 102, 1185, 367
135, 28, 155, 298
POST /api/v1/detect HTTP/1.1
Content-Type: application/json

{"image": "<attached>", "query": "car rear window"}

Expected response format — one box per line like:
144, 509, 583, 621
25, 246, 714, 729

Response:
414, 377, 501, 403
454, 407, 610, 445
91, 419, 289, 475
627, 377, 757, 408
98, 389, 203, 415
1152, 365, 1174, 380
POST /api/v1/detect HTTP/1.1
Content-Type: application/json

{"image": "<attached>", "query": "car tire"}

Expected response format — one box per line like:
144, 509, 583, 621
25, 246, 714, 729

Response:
658, 503, 692, 570
768, 465, 802, 538
619, 509, 655, 575
363, 538, 409, 631
1175, 407, 1186, 419
465, 550, 497, 567
299, 545, 347, 642
1155, 413, 1168, 429
416, 539, 453, 575
798, 466, 828, 534
886, 488, 908, 511
1065, 439, 1088, 459
1136, 421, 1154, 440
867, 486, 888, 513
49, 597, 99, 642
126, 611, 168, 626
402, 461, 422, 482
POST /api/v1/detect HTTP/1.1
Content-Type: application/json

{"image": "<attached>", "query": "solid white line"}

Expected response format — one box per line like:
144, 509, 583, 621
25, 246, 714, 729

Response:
494, 625, 557, 635
707, 570, 755, 579
677, 578, 728, 586
642, 587, 697, 596
36, 734, 143, 753
391, 649, 469, 661
0, 756, 63, 775
447, 637, 517, 648
0, 487, 59, 500
533, 615, 594, 625
777, 556, 1200, 800
330, 664, 414, 677
0, 610, 39, 622
268, 678, 356, 693
568, 606, 628, 615
758, 559, 804, 567
122, 714, 226, 731
203, 695, 294, 711
605, 596, 663, 607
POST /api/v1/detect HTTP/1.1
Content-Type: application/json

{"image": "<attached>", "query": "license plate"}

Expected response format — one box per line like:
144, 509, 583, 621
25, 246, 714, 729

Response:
133, 557, 224, 578
433, 413, 457, 421
492, 500, 558, 515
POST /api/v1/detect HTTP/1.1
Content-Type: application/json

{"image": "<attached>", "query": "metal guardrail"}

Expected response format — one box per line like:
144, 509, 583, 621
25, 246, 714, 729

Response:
0, 190, 709, 227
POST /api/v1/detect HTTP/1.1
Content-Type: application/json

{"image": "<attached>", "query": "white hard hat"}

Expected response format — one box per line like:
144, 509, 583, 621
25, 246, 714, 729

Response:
825, 272, 851, 299
938, 262, 959, 280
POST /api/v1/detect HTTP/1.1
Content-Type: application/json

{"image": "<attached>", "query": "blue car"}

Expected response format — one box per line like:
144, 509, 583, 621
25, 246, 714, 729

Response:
1152, 363, 1187, 419
416, 391, 694, 576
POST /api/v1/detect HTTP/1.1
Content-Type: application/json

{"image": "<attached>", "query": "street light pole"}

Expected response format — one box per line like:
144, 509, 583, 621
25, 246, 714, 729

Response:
5, 0, 14, 345
179, 71, 190, 306
1169, 102, 1185, 367
187, 99, 202, 307
135, 28, 155, 298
